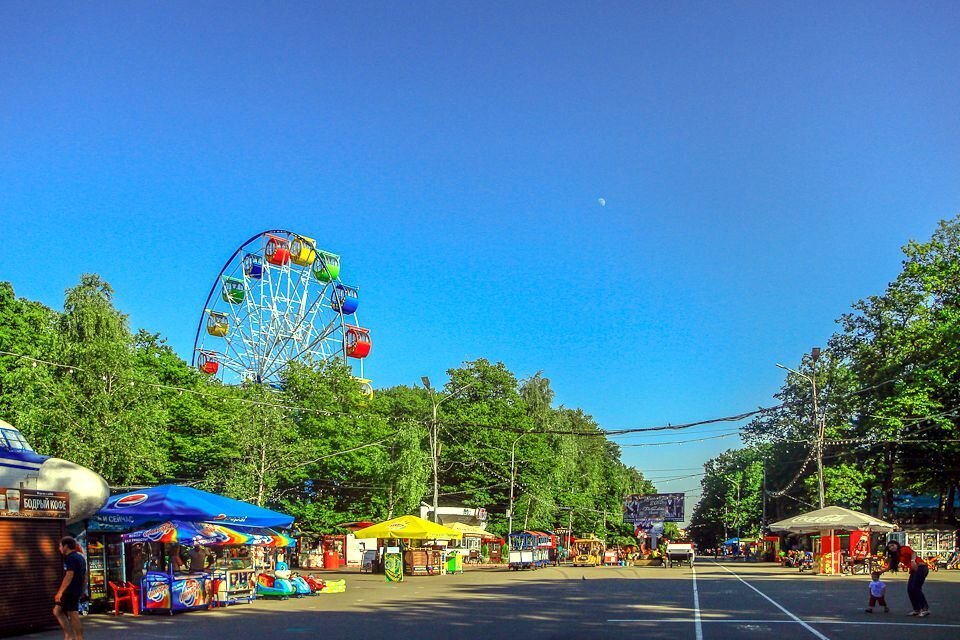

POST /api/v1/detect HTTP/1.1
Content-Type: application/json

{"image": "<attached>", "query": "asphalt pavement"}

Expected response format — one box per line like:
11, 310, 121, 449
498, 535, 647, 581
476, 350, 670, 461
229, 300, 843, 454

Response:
19, 560, 960, 640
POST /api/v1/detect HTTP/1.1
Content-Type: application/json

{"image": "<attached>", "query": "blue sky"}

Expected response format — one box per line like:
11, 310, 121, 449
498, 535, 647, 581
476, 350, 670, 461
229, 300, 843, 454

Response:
2, 2, 958, 514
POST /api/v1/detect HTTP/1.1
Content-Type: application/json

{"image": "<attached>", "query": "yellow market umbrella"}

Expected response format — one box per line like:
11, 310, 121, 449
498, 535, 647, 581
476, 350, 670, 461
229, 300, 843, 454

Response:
352, 515, 463, 541
444, 522, 499, 539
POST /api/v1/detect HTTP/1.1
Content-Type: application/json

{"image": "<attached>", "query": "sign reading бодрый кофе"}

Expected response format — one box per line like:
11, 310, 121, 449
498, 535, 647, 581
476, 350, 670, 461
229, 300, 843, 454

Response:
0, 487, 70, 518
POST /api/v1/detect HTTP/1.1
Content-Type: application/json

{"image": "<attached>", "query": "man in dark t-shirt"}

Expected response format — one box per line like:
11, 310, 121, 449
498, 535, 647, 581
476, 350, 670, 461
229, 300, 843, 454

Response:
54, 536, 86, 639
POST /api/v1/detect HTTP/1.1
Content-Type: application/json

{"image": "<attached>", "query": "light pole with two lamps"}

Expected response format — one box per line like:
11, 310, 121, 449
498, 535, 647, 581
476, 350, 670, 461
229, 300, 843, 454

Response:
507, 430, 534, 535
558, 507, 574, 562
421, 376, 475, 523
776, 347, 825, 509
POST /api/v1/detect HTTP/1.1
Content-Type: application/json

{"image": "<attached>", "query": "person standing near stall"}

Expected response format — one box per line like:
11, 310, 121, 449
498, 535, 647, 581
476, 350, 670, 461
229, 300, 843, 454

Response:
885, 541, 929, 616
54, 536, 86, 640
129, 543, 146, 585
188, 545, 210, 573
170, 544, 186, 574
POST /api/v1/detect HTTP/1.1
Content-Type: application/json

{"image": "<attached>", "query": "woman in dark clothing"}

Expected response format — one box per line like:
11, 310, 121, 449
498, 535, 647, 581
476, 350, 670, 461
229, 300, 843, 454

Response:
885, 541, 929, 616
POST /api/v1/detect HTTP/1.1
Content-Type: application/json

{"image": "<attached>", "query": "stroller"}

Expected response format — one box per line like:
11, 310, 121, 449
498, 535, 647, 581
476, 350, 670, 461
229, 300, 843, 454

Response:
798, 552, 814, 573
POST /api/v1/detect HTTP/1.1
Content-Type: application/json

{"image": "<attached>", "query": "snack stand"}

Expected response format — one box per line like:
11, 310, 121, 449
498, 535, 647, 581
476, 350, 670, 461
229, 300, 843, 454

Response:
122, 520, 296, 612
93, 485, 295, 614
0, 488, 70, 635
352, 515, 463, 579
322, 534, 347, 567
444, 521, 499, 565
213, 546, 257, 603
769, 505, 895, 575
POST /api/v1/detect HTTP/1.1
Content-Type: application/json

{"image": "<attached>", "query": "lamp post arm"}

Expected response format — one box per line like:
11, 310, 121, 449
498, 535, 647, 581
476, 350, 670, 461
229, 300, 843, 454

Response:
427, 380, 475, 523
437, 381, 476, 407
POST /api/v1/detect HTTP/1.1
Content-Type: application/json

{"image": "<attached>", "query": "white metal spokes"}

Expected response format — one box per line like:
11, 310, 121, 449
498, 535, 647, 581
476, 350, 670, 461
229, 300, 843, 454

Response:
200, 232, 358, 385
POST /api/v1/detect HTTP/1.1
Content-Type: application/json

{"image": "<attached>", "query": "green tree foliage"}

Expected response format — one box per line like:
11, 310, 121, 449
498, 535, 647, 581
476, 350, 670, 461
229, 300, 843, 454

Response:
692, 215, 960, 538
14, 276, 168, 485
0, 278, 669, 537
689, 448, 764, 548
0, 282, 58, 423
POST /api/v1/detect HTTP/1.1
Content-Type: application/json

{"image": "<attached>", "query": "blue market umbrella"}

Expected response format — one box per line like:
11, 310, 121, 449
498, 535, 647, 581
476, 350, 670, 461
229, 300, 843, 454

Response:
93, 484, 294, 530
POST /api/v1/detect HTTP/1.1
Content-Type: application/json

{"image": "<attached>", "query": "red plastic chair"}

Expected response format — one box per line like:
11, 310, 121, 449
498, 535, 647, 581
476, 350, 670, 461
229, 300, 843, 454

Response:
125, 581, 141, 607
108, 581, 139, 616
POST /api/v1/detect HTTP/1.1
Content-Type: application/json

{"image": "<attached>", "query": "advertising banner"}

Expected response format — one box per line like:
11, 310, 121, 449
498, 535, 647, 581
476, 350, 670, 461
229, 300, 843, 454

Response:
143, 577, 171, 610
171, 577, 208, 610
623, 493, 684, 523
384, 548, 403, 582
0, 488, 69, 519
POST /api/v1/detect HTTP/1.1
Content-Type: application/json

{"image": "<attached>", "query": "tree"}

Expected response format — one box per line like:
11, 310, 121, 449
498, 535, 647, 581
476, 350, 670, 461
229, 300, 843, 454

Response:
20, 275, 168, 485
689, 448, 764, 548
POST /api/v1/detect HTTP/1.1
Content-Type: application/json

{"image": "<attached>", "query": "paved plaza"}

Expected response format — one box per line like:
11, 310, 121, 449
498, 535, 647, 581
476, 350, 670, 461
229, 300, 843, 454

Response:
23, 560, 960, 640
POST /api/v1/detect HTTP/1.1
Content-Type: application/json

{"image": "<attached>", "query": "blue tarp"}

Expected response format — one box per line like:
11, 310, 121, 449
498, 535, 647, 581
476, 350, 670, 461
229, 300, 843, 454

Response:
90, 484, 294, 530
893, 491, 960, 511
724, 538, 740, 545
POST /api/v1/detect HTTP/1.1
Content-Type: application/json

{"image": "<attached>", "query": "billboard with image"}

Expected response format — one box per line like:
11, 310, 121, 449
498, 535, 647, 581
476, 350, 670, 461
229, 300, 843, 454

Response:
623, 493, 684, 523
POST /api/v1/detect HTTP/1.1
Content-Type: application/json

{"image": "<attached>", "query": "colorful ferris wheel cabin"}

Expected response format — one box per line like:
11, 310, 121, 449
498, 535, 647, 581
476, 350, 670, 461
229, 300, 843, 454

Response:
197, 351, 220, 375
312, 251, 341, 282
355, 378, 374, 398
330, 284, 359, 315
290, 235, 317, 267
206, 311, 229, 337
243, 254, 264, 279
265, 234, 291, 266
221, 277, 245, 304
344, 325, 371, 359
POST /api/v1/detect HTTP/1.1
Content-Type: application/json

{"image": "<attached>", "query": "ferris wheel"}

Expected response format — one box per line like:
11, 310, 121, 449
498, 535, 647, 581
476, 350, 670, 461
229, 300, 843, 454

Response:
191, 230, 372, 392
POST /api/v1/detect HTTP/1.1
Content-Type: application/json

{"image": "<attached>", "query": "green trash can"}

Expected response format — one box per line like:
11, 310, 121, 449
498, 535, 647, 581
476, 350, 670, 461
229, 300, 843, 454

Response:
446, 553, 463, 574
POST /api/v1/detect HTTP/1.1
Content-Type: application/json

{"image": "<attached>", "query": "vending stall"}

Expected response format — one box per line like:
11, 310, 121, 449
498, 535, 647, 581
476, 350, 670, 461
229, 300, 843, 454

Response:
92, 485, 294, 614
352, 515, 463, 579
443, 521, 499, 564
0, 488, 70, 635
769, 505, 895, 575
322, 534, 346, 568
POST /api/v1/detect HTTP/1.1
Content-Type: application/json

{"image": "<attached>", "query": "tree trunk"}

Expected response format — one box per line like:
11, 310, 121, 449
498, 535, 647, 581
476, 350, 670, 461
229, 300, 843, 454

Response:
256, 438, 267, 507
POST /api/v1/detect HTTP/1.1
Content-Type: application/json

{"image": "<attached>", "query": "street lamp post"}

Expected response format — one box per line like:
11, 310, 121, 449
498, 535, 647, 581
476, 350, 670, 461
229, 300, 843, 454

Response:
776, 347, 824, 509
507, 432, 528, 535
557, 506, 574, 562
422, 376, 475, 523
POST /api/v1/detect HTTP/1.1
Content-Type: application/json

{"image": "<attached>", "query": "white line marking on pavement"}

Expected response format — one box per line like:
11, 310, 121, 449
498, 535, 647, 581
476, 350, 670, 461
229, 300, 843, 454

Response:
716, 562, 830, 640
606, 619, 960, 629
692, 562, 703, 640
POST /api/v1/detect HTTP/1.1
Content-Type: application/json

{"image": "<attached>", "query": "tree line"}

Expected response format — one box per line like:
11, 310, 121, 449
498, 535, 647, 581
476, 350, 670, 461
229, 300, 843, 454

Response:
0, 275, 652, 538
690, 215, 960, 547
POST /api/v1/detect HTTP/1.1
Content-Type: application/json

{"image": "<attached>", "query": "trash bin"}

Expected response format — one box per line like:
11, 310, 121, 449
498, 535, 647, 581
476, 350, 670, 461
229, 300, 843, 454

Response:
445, 553, 463, 575
324, 550, 339, 570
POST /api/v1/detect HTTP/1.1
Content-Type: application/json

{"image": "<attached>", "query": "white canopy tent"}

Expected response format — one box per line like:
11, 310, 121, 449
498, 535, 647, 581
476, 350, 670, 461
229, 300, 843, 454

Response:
769, 506, 896, 575
769, 506, 896, 534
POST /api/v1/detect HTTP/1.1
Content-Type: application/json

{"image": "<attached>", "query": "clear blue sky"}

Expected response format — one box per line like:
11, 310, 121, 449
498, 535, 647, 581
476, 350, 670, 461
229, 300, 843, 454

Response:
2, 2, 958, 514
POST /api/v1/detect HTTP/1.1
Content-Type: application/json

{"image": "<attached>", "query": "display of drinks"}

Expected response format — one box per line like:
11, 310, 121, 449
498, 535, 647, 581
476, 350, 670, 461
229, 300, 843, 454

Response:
6, 489, 20, 513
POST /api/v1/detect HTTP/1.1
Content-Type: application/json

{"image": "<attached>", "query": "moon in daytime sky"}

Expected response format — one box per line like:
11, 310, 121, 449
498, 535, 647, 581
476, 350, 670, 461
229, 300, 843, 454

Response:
598, 198, 606, 207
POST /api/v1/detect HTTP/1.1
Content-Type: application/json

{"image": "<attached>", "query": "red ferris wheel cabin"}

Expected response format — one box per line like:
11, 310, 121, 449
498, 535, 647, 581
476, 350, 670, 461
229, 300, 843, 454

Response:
344, 325, 372, 358
264, 234, 291, 266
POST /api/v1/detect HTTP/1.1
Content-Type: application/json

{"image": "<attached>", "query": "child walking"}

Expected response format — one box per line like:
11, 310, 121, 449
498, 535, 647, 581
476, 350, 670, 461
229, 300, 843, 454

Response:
865, 571, 889, 613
